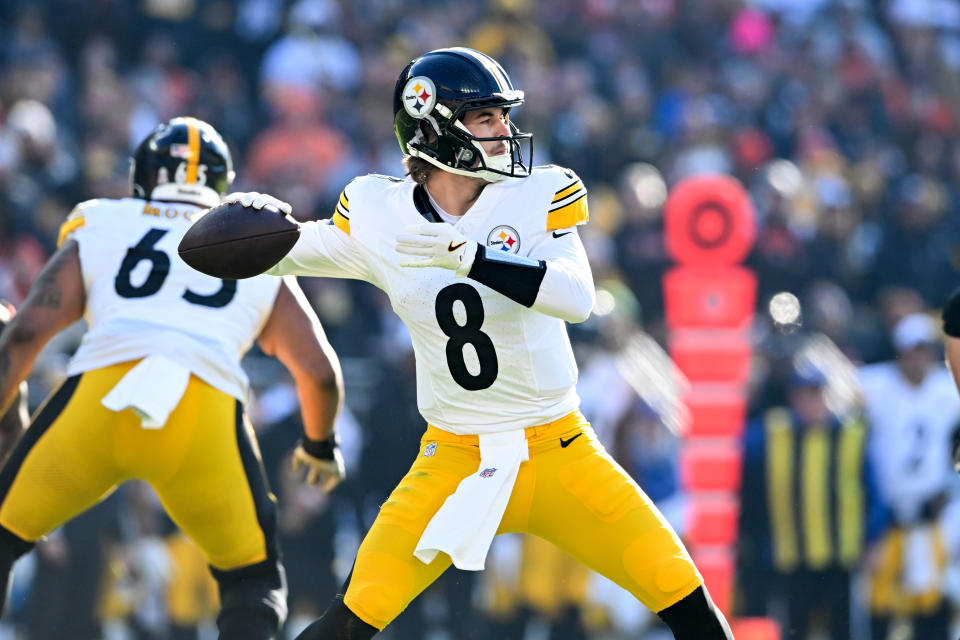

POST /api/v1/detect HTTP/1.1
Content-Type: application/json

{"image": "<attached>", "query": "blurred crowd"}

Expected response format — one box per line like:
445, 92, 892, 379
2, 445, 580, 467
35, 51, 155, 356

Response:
4, 0, 960, 638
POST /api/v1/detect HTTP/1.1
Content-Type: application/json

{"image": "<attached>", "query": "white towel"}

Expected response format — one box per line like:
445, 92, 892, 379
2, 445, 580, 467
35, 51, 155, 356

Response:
414, 430, 529, 570
902, 525, 937, 594
102, 355, 191, 429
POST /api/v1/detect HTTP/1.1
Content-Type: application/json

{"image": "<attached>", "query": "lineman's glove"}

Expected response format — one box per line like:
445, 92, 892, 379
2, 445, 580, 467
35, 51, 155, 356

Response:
292, 435, 345, 492
222, 191, 293, 215
395, 223, 478, 277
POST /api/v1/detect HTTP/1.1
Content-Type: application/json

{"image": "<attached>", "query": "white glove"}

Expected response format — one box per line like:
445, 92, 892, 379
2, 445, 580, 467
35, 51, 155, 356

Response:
395, 223, 478, 277
222, 191, 293, 215
291, 441, 345, 492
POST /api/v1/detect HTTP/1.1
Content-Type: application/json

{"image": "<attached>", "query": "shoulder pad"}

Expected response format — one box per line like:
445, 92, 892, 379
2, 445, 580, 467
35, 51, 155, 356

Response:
537, 165, 588, 231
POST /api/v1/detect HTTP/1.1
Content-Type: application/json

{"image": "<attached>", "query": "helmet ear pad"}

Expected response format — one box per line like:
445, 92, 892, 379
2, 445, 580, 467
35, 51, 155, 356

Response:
418, 119, 440, 146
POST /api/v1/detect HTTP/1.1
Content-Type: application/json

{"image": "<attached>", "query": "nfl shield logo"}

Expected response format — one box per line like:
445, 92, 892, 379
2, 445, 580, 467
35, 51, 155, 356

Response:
424, 442, 437, 457
479, 468, 497, 478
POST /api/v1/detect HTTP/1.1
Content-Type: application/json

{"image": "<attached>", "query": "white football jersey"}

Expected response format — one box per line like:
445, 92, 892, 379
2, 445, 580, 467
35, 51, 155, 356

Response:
859, 362, 960, 522
59, 198, 281, 401
270, 166, 593, 434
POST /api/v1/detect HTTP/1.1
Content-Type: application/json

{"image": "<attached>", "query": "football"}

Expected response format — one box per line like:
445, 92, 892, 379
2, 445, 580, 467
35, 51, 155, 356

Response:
178, 201, 300, 279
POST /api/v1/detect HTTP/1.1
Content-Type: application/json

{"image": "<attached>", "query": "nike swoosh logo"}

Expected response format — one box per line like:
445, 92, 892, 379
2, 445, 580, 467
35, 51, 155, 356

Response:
559, 433, 582, 448
448, 241, 466, 252
552, 231, 572, 238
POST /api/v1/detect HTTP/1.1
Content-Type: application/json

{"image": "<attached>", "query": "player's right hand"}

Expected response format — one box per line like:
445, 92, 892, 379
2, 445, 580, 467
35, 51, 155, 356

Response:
222, 191, 292, 215
292, 435, 345, 492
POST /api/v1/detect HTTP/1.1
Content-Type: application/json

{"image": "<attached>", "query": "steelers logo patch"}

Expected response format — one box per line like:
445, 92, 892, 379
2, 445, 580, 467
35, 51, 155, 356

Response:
402, 76, 437, 119
487, 225, 520, 253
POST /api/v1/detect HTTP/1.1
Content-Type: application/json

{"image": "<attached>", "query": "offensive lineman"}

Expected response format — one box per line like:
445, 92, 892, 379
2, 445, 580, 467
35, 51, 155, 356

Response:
220, 48, 733, 639
0, 117, 347, 640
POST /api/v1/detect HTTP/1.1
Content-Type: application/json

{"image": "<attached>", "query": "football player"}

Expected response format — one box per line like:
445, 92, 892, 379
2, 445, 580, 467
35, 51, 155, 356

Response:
220, 48, 732, 639
0, 117, 347, 640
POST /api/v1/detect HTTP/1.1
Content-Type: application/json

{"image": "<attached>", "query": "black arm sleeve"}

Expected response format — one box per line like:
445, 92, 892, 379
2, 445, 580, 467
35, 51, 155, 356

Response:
943, 287, 960, 337
466, 245, 547, 307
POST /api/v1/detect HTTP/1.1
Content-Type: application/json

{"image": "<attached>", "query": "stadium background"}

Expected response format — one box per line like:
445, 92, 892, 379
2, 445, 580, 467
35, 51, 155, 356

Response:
1, 0, 960, 638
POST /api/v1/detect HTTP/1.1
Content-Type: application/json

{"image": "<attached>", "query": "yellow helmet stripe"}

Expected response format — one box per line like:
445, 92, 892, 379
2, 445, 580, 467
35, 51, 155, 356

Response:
186, 118, 200, 183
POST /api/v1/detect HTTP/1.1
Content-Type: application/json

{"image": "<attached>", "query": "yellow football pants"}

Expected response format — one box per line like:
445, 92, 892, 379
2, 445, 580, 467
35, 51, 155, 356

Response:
0, 361, 277, 570
345, 411, 702, 630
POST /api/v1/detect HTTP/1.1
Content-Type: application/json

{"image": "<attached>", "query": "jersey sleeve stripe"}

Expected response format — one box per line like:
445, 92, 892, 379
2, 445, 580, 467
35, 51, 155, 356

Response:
330, 211, 351, 235
339, 191, 349, 211
57, 216, 85, 247
546, 193, 589, 230
552, 180, 583, 203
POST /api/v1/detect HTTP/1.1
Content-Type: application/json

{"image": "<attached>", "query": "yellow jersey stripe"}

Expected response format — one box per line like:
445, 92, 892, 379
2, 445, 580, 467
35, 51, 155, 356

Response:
546, 193, 589, 230
57, 216, 85, 247
552, 181, 583, 203
838, 421, 865, 567
801, 427, 832, 569
766, 408, 798, 572
186, 118, 200, 184
331, 211, 351, 235
339, 191, 349, 210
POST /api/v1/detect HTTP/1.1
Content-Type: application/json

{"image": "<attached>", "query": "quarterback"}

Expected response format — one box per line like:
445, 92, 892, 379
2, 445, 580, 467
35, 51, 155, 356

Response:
226, 48, 732, 639
0, 118, 347, 640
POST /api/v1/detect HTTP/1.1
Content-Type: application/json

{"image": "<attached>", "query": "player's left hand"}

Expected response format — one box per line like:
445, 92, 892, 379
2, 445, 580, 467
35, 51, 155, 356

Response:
396, 223, 478, 277
292, 435, 345, 492
222, 191, 292, 215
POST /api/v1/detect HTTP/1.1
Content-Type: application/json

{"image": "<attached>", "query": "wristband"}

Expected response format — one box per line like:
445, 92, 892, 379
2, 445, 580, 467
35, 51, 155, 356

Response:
300, 434, 339, 460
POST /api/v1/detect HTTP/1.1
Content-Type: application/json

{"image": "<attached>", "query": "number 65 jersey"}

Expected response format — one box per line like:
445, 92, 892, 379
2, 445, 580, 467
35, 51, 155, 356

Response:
58, 197, 281, 401
269, 166, 595, 435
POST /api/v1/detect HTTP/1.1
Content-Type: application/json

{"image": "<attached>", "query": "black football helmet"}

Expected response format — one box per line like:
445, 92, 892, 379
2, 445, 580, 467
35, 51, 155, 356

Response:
393, 47, 533, 183
130, 117, 234, 208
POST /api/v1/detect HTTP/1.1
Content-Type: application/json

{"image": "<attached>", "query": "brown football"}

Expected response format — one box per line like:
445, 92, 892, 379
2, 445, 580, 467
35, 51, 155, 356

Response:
178, 201, 300, 279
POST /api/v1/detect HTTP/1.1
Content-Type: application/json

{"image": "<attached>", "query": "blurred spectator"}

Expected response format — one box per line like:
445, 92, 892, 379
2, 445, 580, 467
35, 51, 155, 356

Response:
859, 313, 960, 640
738, 361, 884, 640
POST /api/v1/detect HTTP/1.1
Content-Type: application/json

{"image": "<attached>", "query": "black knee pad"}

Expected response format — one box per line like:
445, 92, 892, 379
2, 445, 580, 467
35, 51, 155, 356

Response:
294, 596, 378, 640
657, 586, 733, 640
211, 559, 288, 640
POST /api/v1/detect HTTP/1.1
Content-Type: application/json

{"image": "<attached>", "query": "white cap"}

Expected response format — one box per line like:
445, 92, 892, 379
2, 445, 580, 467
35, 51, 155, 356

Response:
893, 313, 938, 351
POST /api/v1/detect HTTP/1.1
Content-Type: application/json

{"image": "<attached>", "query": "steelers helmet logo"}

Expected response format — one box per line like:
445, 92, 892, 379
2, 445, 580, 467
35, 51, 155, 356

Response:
402, 76, 437, 119
487, 225, 520, 253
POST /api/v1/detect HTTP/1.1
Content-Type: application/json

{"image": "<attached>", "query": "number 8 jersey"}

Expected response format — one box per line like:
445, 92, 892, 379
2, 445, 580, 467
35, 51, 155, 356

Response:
59, 197, 281, 401
269, 166, 594, 435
